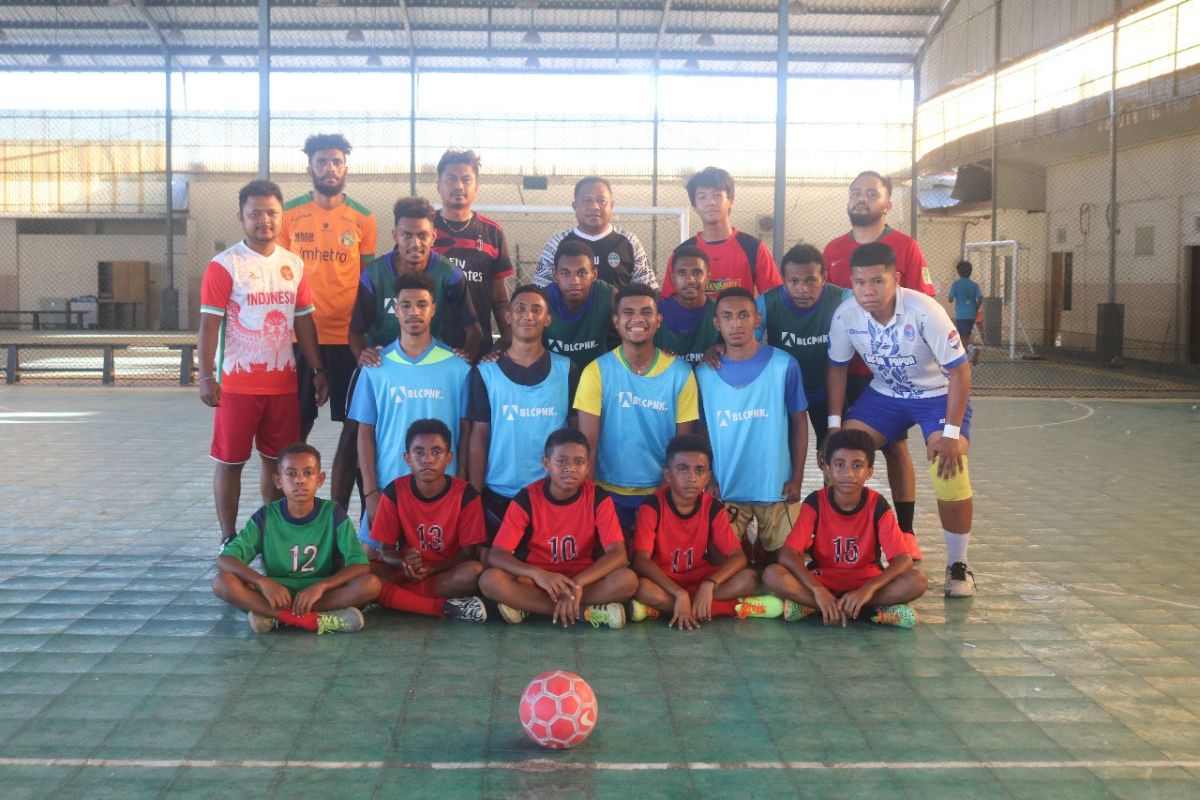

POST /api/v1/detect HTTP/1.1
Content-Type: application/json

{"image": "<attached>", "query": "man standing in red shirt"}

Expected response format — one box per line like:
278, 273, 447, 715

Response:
822, 170, 935, 552
198, 180, 328, 544
662, 167, 782, 299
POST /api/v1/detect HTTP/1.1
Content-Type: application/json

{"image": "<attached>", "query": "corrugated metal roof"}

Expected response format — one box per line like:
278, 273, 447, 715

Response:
0, 0, 945, 75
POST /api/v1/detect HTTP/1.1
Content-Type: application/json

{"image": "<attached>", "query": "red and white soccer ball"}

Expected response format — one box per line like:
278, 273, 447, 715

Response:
519, 670, 598, 749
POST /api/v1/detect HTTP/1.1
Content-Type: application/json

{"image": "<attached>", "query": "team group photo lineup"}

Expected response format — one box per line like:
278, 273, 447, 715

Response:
200, 133, 981, 637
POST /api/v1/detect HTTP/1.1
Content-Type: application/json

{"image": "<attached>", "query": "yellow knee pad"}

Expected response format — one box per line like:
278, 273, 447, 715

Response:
929, 456, 973, 501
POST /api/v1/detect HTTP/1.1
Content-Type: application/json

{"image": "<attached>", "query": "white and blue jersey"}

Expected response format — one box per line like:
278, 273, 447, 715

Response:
696, 346, 807, 504
828, 288, 967, 400
347, 341, 470, 486
476, 354, 572, 497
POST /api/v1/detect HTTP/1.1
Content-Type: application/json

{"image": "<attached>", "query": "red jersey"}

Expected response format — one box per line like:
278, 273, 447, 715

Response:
824, 226, 934, 377
662, 229, 782, 299
633, 488, 740, 577
370, 475, 485, 568
493, 478, 623, 575
783, 487, 907, 584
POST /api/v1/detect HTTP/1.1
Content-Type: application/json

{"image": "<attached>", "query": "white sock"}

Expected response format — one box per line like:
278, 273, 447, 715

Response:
944, 530, 970, 565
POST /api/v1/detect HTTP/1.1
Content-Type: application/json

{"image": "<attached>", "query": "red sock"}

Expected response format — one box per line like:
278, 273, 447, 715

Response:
710, 599, 737, 618
378, 582, 445, 617
276, 609, 319, 631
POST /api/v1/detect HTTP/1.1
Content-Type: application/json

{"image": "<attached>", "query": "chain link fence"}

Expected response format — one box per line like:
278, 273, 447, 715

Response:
1, 58, 1199, 396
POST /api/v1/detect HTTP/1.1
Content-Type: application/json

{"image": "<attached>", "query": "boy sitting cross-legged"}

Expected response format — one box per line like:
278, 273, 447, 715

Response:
368, 418, 489, 623
630, 434, 783, 630
763, 429, 928, 629
212, 443, 380, 634
479, 429, 638, 629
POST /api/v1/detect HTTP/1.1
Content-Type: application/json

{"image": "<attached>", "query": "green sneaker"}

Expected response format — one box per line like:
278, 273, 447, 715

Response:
628, 599, 660, 623
316, 607, 364, 635
870, 604, 918, 630
735, 595, 784, 619
584, 602, 626, 629
497, 603, 527, 624
247, 611, 278, 634
782, 599, 815, 622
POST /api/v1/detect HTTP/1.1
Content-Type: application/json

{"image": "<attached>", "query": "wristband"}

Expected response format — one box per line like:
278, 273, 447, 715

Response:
827, 415, 842, 429
313, 367, 328, 374
703, 578, 719, 588
942, 424, 961, 440
199, 376, 216, 383
365, 488, 380, 497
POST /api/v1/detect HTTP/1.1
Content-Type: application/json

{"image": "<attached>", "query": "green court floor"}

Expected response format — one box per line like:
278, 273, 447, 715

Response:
1, 388, 1199, 798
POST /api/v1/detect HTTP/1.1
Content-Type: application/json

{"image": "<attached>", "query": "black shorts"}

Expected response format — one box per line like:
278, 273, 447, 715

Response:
481, 488, 514, 545
295, 344, 356, 426
954, 319, 976, 338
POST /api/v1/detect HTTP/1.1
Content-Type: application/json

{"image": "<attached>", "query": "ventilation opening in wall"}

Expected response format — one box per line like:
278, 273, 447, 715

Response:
1134, 226, 1155, 256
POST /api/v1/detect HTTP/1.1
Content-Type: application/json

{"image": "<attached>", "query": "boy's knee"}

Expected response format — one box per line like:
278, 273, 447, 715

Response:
463, 560, 486, 578
211, 572, 237, 600
359, 573, 383, 600
761, 563, 786, 588
478, 567, 506, 598
616, 568, 639, 594
928, 457, 972, 501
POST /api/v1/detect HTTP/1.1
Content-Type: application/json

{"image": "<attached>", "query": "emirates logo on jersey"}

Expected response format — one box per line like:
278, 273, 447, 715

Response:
279, 265, 293, 281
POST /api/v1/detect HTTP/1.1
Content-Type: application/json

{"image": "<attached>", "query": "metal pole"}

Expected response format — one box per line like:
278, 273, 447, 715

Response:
162, 59, 178, 328
1009, 243, 1018, 360
772, 0, 788, 261
651, 64, 660, 268
1107, 0, 1118, 304
910, 56, 920, 240
410, 65, 417, 196
989, 0, 1001, 295
257, 0, 269, 180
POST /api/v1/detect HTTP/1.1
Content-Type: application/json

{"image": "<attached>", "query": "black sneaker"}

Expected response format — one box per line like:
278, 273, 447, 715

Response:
944, 562, 977, 597
443, 596, 488, 623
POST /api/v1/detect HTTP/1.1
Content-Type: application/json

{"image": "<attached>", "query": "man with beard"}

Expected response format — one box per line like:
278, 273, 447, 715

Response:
432, 149, 514, 361
822, 170, 934, 560
279, 134, 377, 509
533, 176, 657, 291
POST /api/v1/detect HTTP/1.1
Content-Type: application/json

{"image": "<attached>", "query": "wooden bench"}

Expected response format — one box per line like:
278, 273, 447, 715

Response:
3, 343, 129, 385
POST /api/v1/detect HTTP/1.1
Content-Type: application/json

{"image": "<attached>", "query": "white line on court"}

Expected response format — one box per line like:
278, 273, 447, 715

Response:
974, 400, 1095, 432
0, 757, 1197, 772
0, 412, 96, 418
1063, 582, 1200, 611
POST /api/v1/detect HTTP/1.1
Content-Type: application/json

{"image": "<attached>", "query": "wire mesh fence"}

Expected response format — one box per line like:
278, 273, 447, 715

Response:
1, 61, 1199, 396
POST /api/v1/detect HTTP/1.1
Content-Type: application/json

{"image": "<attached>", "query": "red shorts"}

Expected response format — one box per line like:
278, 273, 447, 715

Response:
388, 574, 443, 598
211, 391, 300, 464
665, 565, 719, 594
809, 567, 882, 595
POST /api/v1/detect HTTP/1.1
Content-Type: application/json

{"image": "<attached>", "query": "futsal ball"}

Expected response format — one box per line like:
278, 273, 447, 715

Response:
519, 670, 598, 749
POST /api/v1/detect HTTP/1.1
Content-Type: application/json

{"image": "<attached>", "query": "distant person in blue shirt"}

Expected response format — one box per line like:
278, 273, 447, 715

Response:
947, 260, 983, 365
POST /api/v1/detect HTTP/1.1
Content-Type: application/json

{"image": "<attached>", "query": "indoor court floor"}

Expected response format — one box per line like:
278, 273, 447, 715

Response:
1, 386, 1199, 798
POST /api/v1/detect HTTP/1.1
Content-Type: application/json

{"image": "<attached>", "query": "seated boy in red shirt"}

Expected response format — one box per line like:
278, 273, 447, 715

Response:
479, 428, 637, 628
763, 429, 928, 629
368, 418, 488, 622
630, 434, 783, 628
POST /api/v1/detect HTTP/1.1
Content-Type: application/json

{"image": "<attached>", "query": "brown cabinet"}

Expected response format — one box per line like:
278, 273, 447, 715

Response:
98, 261, 149, 329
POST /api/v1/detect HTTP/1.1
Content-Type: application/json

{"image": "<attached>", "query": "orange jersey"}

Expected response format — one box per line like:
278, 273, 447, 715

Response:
279, 193, 377, 345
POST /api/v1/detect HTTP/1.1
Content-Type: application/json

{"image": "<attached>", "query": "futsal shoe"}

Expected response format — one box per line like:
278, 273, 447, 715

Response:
944, 562, 977, 597
735, 595, 784, 619
497, 603, 527, 624
628, 599, 660, 623
443, 596, 488, 623
316, 607, 365, 634
247, 611, 278, 634
782, 599, 816, 622
584, 603, 626, 629
869, 604, 919, 629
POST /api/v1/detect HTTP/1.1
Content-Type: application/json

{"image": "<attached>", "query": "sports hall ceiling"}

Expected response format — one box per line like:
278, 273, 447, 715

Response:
0, 0, 949, 78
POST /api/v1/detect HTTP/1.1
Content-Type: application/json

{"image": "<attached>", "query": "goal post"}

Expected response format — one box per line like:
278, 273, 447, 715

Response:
962, 239, 1037, 360
473, 204, 691, 286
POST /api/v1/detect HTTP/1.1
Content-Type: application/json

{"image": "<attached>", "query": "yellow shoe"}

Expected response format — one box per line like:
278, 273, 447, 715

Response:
734, 595, 784, 619
628, 599, 660, 623
497, 603, 527, 624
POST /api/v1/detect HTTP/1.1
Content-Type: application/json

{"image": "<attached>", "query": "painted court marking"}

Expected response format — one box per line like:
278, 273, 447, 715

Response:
0, 757, 1197, 773
0, 411, 96, 424
975, 400, 1095, 432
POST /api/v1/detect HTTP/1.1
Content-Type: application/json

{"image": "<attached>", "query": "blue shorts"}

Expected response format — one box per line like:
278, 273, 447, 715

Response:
846, 387, 972, 445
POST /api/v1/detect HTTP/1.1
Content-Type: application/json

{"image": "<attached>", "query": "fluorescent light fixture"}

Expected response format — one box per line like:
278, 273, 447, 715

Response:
346, 27, 365, 42
696, 32, 715, 47
523, 28, 541, 44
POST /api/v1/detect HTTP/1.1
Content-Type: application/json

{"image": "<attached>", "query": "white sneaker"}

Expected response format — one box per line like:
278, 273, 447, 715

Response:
443, 596, 488, 623
944, 562, 977, 597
